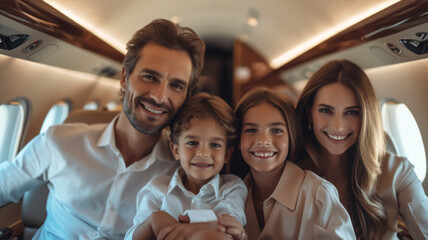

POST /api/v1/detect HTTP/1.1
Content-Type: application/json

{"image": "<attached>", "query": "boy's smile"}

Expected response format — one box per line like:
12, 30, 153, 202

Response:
171, 117, 230, 194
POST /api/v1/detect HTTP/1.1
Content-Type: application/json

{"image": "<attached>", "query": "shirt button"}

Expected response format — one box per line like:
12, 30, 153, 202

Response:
191, 199, 195, 204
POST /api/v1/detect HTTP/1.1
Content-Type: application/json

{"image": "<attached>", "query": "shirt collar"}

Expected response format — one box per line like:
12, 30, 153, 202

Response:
271, 161, 305, 210
244, 161, 305, 211
168, 167, 221, 198
97, 115, 175, 170
97, 115, 118, 148
129, 129, 176, 171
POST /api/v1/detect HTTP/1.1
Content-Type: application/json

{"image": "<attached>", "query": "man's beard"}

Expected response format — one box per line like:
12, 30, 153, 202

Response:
122, 91, 173, 136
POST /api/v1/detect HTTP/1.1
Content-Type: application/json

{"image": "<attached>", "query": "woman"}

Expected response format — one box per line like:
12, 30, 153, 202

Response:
223, 87, 355, 239
296, 60, 428, 239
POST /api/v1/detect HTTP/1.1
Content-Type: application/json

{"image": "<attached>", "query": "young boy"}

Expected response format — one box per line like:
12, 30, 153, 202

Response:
125, 92, 247, 240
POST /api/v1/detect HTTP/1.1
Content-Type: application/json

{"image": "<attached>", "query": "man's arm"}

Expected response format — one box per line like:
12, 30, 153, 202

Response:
0, 133, 51, 206
213, 176, 248, 225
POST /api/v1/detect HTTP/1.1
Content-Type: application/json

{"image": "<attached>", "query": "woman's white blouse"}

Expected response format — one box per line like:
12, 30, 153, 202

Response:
377, 152, 428, 240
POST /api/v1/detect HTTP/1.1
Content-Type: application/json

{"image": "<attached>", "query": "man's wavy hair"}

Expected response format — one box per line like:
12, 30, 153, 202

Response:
122, 18, 205, 96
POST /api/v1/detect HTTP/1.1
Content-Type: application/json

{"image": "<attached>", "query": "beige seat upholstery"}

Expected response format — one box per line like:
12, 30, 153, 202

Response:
64, 109, 121, 124
21, 109, 120, 240
385, 131, 398, 155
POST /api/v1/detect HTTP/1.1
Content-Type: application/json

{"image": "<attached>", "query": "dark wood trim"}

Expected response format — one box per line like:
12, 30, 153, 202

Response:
262, 0, 428, 84
232, 39, 272, 104
0, 0, 124, 63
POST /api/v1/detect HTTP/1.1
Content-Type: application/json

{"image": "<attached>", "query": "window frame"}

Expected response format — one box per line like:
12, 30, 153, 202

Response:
39, 99, 72, 134
0, 97, 30, 162
381, 99, 426, 182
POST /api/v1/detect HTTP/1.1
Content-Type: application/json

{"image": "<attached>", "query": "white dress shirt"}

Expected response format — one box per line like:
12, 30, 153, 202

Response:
125, 167, 248, 239
244, 161, 356, 240
0, 116, 179, 239
377, 152, 428, 240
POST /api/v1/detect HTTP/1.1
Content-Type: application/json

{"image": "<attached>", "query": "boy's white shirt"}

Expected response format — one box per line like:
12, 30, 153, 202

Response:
124, 167, 247, 239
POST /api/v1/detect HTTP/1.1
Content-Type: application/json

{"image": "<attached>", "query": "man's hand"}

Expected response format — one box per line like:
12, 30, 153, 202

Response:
217, 214, 247, 240
177, 215, 190, 223
157, 221, 217, 240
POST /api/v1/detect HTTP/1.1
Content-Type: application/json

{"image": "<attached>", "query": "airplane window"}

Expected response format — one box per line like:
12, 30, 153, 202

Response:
382, 101, 426, 181
40, 100, 70, 134
104, 101, 121, 111
83, 100, 99, 110
0, 100, 26, 162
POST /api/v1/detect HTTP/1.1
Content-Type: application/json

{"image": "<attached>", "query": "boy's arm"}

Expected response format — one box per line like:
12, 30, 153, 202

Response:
125, 178, 166, 240
157, 220, 219, 240
214, 176, 248, 239
131, 218, 155, 240
132, 211, 178, 240
150, 211, 180, 236
213, 176, 248, 225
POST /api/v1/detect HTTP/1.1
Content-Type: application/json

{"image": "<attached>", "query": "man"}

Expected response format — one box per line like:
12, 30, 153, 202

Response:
0, 19, 205, 239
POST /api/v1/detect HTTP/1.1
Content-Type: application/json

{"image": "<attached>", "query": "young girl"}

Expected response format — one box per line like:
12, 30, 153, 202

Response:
296, 60, 428, 239
125, 92, 247, 240
224, 87, 356, 239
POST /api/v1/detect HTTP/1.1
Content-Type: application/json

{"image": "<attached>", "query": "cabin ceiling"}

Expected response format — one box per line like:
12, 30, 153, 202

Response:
1, 0, 427, 91
40, 0, 399, 67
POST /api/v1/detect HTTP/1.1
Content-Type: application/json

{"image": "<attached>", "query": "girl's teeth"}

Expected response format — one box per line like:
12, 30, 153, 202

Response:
253, 152, 274, 157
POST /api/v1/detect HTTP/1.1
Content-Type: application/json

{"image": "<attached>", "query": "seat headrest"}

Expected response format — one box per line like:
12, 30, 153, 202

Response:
64, 109, 120, 124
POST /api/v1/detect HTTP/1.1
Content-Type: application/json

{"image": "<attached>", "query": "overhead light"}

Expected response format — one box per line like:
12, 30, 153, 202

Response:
43, 0, 126, 54
247, 8, 260, 27
234, 66, 251, 82
247, 17, 258, 27
270, 0, 399, 68
170, 16, 180, 24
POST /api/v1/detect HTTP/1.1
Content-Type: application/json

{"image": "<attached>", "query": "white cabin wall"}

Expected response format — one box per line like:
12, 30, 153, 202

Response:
366, 58, 428, 194
0, 54, 121, 148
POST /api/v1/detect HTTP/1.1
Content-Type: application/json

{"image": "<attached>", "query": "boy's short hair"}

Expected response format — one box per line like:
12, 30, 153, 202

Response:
170, 92, 236, 148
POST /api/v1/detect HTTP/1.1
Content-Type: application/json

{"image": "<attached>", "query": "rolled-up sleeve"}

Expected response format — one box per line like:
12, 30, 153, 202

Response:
213, 177, 248, 226
124, 179, 163, 240
396, 158, 428, 240
0, 133, 52, 206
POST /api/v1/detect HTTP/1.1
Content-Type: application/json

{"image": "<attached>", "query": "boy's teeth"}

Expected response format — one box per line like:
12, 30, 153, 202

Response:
327, 133, 347, 140
193, 163, 211, 167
